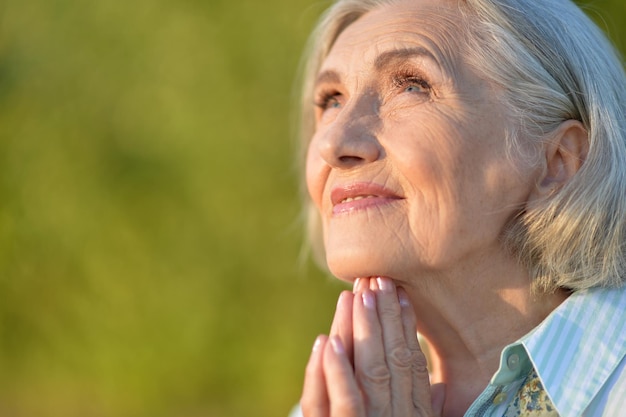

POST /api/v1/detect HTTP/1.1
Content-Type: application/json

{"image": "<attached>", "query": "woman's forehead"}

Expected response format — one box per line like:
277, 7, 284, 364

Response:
321, 1, 467, 74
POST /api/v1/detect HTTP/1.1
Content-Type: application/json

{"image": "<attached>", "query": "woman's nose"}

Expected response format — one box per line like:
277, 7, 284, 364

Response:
316, 107, 382, 169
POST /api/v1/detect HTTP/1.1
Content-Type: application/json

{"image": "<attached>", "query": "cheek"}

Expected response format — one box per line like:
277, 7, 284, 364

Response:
387, 121, 460, 191
305, 142, 326, 210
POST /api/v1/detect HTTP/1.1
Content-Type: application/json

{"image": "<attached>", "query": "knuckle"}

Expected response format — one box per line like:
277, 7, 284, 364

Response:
411, 350, 430, 376
299, 393, 318, 414
299, 396, 311, 411
387, 346, 413, 370
379, 302, 401, 318
363, 402, 391, 416
358, 363, 391, 387
335, 395, 363, 413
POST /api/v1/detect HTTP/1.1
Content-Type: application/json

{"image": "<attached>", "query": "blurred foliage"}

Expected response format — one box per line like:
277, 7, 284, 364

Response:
0, 0, 623, 416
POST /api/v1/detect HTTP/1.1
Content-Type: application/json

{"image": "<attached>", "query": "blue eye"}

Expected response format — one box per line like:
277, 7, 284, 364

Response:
326, 97, 341, 109
401, 79, 430, 94
393, 73, 431, 95
314, 92, 343, 111
405, 84, 426, 93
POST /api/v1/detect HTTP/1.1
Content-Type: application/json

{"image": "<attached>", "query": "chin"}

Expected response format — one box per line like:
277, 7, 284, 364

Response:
325, 242, 395, 282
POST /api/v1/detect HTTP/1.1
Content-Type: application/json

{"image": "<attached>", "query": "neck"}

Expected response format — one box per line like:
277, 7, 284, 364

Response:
396, 256, 569, 416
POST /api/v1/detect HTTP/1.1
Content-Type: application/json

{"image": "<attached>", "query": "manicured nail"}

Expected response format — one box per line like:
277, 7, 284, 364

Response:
330, 336, 345, 355
313, 336, 323, 352
336, 291, 345, 307
362, 290, 376, 309
398, 288, 411, 308
353, 278, 361, 293
377, 277, 394, 293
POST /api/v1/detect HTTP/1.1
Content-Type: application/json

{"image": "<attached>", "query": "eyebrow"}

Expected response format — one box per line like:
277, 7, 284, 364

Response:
314, 46, 439, 89
314, 69, 341, 89
374, 47, 437, 70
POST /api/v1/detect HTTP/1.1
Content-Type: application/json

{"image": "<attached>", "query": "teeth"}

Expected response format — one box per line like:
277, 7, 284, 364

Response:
341, 195, 375, 203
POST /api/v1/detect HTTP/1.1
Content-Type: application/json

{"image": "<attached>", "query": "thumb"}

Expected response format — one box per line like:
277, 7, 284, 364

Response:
430, 383, 446, 417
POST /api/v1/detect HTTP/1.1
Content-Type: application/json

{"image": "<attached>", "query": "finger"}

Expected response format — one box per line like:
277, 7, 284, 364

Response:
397, 287, 434, 416
329, 291, 354, 364
301, 335, 330, 417
323, 336, 364, 417
369, 277, 378, 291
375, 278, 414, 416
353, 277, 369, 293
430, 383, 446, 417
353, 288, 391, 415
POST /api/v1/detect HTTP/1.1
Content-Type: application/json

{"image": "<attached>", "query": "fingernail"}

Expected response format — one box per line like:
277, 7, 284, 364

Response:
398, 288, 411, 308
313, 336, 323, 352
362, 290, 376, 309
336, 291, 345, 307
337, 290, 352, 308
330, 336, 345, 355
376, 277, 394, 293
353, 278, 360, 293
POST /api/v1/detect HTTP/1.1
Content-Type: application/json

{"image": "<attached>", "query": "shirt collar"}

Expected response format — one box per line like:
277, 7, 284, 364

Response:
492, 286, 626, 417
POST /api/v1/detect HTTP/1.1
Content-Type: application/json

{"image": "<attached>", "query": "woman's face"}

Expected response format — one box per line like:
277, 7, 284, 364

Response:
306, 0, 540, 282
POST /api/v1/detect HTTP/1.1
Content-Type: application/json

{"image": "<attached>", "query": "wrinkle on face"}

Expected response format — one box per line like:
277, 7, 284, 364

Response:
306, 0, 539, 281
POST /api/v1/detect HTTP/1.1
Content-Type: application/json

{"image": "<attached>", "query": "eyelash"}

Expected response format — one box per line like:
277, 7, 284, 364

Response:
392, 71, 432, 94
313, 71, 432, 112
314, 90, 342, 111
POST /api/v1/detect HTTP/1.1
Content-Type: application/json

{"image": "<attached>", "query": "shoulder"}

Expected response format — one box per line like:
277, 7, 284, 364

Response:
583, 355, 626, 416
522, 286, 626, 416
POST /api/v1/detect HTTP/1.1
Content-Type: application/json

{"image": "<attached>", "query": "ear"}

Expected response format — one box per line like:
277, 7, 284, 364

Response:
529, 119, 589, 201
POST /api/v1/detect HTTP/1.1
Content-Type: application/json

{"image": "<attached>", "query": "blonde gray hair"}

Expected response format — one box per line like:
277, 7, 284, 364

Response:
299, 0, 626, 291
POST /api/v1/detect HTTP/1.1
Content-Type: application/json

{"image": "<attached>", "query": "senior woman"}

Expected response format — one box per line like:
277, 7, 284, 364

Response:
292, 0, 626, 416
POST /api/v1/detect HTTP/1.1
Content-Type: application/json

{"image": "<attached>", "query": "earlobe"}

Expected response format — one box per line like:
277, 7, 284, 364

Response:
532, 119, 589, 199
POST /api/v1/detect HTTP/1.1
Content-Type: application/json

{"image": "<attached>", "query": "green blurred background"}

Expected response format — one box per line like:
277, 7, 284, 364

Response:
0, 1, 623, 416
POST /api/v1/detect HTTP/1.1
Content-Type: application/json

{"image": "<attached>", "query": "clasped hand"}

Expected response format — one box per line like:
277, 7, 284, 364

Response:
300, 277, 444, 417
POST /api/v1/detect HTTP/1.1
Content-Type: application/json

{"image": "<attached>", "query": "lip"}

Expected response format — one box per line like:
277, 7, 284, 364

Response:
330, 182, 404, 215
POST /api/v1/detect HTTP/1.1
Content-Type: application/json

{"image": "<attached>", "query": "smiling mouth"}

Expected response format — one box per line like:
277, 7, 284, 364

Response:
331, 183, 403, 214
340, 195, 377, 204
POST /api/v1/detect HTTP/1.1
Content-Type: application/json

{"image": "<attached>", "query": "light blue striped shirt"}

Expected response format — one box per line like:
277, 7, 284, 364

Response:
469, 285, 626, 416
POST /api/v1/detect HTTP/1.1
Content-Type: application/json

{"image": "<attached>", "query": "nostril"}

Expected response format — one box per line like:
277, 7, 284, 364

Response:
338, 155, 364, 163
317, 121, 382, 168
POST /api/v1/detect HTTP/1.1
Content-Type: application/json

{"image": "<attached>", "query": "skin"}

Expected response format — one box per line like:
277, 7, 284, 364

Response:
307, 2, 539, 283
301, 0, 587, 416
